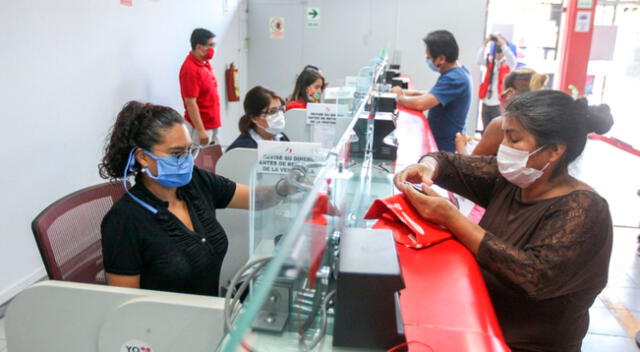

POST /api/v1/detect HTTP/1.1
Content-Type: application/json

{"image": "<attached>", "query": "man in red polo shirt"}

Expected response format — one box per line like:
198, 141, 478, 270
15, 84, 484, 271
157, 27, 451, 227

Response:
179, 28, 221, 145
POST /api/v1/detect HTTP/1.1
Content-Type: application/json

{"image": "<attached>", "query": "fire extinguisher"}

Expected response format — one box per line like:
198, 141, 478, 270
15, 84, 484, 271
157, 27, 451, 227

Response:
225, 62, 240, 102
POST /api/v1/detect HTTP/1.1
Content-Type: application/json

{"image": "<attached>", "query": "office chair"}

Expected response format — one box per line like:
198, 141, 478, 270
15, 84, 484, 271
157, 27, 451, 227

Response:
31, 182, 125, 284
194, 144, 223, 173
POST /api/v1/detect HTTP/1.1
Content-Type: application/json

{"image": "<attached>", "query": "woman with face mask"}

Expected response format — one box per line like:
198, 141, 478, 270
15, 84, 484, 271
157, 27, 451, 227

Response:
227, 86, 290, 152
285, 67, 326, 111
99, 102, 291, 296
394, 90, 614, 351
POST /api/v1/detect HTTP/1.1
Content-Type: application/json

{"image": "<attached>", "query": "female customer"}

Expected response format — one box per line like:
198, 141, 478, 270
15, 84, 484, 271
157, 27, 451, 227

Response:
395, 90, 613, 351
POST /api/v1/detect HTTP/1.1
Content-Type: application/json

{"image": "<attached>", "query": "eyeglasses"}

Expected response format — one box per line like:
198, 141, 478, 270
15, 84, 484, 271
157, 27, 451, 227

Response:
152, 145, 202, 165
261, 105, 285, 116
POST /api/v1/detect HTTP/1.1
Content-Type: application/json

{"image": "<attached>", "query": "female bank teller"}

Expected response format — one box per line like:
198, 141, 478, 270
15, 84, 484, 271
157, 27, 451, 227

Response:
99, 101, 291, 296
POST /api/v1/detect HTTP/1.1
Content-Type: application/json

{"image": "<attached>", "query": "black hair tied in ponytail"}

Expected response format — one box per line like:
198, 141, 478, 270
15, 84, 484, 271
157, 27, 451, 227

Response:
575, 97, 614, 135
505, 90, 614, 175
98, 101, 184, 181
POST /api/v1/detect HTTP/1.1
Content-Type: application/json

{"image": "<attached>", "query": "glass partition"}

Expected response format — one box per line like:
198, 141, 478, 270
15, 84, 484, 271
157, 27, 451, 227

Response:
218, 52, 393, 352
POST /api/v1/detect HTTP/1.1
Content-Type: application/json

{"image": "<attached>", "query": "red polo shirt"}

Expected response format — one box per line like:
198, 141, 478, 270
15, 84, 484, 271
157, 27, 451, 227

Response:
179, 52, 221, 129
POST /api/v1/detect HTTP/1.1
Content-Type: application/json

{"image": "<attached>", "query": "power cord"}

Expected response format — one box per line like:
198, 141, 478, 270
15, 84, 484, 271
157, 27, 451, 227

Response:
387, 340, 434, 352
224, 257, 273, 334
299, 289, 336, 352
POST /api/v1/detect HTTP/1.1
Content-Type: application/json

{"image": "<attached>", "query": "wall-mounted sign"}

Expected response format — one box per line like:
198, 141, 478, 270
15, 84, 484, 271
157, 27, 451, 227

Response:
306, 7, 320, 29
577, 0, 593, 9
575, 11, 592, 33
269, 17, 285, 40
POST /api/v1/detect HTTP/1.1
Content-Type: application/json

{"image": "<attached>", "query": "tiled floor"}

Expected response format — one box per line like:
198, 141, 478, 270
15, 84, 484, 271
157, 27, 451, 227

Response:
0, 140, 637, 351
580, 138, 640, 351
584, 227, 640, 351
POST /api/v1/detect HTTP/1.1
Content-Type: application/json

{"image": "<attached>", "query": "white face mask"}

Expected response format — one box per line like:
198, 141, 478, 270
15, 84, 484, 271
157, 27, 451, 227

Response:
497, 144, 550, 188
263, 111, 285, 135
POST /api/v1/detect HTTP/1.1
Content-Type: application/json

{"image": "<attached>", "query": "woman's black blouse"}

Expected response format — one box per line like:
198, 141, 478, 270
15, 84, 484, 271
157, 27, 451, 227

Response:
101, 167, 237, 296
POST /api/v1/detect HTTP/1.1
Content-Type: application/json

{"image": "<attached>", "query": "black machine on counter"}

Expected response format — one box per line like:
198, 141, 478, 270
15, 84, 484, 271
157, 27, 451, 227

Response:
333, 228, 406, 349
351, 64, 403, 160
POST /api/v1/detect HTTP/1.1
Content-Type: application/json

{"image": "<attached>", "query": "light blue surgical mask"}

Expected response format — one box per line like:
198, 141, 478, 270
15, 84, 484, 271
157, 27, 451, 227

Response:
141, 149, 195, 188
426, 58, 440, 72
121, 147, 197, 214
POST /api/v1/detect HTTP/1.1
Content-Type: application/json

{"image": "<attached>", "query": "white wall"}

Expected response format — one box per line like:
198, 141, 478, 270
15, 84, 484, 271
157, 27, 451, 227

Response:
395, 0, 487, 133
247, 0, 486, 133
0, 0, 248, 305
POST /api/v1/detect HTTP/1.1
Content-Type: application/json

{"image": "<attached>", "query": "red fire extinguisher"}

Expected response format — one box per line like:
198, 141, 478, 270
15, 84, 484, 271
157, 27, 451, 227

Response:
225, 62, 240, 102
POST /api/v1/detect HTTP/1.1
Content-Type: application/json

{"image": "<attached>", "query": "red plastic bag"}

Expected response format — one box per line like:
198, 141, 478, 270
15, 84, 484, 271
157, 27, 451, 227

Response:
364, 193, 452, 249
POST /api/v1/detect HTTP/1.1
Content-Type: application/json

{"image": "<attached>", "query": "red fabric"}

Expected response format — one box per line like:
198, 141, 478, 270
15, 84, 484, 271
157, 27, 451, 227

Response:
306, 194, 330, 288
179, 52, 221, 129
365, 193, 452, 249
478, 61, 511, 100
285, 99, 307, 111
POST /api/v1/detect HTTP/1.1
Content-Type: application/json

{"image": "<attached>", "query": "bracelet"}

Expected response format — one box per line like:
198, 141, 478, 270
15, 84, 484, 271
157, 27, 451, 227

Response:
274, 178, 288, 197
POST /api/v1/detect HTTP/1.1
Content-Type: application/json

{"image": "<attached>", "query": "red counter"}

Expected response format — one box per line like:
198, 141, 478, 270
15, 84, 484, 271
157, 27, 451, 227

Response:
393, 105, 509, 352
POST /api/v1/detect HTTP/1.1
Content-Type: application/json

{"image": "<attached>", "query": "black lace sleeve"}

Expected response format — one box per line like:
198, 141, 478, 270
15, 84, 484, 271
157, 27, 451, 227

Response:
425, 152, 500, 208
476, 191, 612, 300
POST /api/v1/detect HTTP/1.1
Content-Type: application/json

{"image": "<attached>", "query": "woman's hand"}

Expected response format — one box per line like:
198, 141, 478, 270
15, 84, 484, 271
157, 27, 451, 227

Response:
393, 163, 435, 192
403, 184, 459, 228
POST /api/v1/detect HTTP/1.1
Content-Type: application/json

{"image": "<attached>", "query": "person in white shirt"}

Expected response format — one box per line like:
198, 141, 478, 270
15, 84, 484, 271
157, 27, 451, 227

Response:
477, 33, 517, 130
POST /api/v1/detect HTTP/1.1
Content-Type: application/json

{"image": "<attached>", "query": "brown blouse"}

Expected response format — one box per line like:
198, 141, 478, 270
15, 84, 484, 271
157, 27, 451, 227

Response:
427, 152, 613, 352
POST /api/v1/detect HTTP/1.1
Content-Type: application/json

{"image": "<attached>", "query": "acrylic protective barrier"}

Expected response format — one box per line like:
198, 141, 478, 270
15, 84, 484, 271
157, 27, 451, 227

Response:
218, 51, 393, 351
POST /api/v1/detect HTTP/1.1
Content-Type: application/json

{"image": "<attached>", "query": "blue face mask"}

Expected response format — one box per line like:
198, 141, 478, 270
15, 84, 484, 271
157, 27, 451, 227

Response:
141, 149, 194, 188
426, 58, 440, 72
121, 148, 195, 214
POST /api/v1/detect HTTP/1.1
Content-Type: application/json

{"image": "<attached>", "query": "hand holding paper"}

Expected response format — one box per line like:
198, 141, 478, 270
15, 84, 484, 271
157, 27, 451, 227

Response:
403, 182, 459, 228
393, 163, 434, 193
